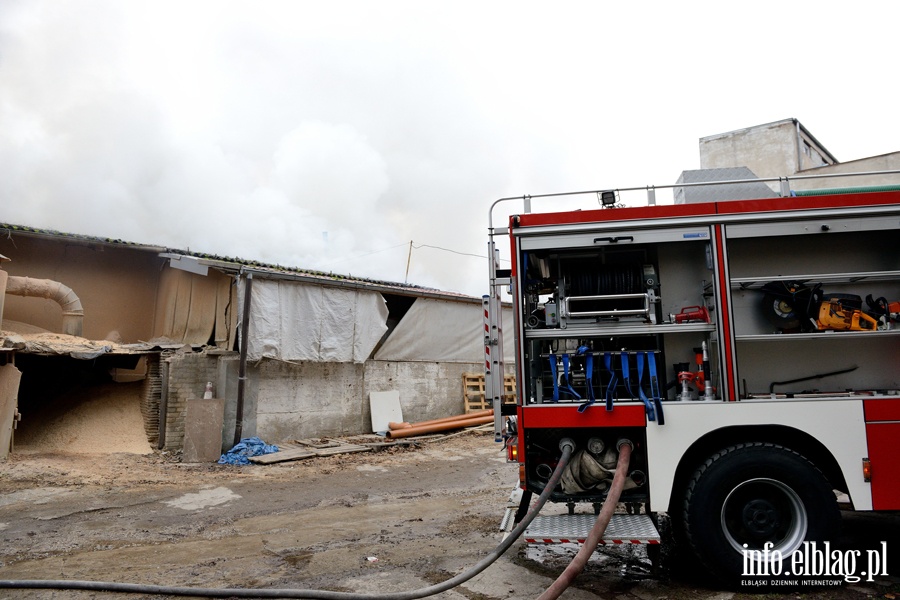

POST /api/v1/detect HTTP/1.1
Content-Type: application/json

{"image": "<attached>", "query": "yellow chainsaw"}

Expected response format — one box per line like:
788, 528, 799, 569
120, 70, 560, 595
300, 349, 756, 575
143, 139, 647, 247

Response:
761, 282, 889, 332
816, 296, 879, 331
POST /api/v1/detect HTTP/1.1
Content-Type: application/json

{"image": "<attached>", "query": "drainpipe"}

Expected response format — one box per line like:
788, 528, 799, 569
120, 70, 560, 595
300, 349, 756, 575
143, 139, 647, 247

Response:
4, 276, 84, 337
233, 271, 253, 447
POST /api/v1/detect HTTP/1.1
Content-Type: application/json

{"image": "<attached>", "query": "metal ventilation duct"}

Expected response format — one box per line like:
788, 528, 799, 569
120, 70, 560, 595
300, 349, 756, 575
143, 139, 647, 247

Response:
4, 276, 84, 337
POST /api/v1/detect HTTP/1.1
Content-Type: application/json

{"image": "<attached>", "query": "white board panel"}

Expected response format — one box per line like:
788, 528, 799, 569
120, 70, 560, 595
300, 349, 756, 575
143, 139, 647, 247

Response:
369, 390, 403, 434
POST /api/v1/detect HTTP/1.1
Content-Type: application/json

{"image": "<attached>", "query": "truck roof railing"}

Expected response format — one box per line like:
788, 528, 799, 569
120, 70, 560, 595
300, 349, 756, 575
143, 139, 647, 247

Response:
488, 169, 900, 234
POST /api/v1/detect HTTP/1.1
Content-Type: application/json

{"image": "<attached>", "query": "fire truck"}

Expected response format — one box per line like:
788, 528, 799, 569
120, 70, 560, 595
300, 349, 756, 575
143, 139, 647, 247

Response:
484, 171, 900, 583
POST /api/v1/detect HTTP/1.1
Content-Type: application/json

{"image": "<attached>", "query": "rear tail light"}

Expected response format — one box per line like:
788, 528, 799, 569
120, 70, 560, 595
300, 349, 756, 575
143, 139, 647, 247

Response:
506, 436, 519, 462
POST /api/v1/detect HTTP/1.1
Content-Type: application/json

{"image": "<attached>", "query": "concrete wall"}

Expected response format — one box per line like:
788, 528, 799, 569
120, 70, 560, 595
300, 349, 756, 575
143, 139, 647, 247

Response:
699, 119, 838, 179
254, 359, 365, 442
700, 120, 801, 180
160, 352, 514, 450
253, 359, 512, 443
364, 361, 477, 424
698, 119, 899, 193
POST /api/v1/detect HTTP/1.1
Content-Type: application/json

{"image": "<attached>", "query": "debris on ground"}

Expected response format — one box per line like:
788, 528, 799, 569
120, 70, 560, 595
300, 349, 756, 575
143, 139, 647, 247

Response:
248, 438, 371, 465
217, 436, 279, 465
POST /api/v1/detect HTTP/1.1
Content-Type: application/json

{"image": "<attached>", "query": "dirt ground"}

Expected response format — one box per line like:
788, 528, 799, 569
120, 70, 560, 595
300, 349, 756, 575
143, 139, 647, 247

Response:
1, 429, 899, 600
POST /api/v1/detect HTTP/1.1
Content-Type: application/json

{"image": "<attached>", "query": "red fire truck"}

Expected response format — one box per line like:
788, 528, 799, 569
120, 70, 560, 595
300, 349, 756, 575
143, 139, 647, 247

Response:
484, 172, 900, 583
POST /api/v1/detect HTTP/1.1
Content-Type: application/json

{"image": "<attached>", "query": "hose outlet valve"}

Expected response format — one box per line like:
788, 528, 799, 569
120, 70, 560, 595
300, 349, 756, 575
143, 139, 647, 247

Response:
558, 438, 577, 453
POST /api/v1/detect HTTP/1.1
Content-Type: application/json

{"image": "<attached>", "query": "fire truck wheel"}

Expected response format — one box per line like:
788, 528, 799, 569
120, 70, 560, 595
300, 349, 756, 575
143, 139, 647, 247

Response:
682, 442, 840, 584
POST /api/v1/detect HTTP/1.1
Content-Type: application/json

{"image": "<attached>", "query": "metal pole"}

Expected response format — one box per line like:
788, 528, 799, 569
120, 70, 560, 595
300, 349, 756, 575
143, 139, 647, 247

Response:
404, 240, 413, 283
234, 272, 253, 447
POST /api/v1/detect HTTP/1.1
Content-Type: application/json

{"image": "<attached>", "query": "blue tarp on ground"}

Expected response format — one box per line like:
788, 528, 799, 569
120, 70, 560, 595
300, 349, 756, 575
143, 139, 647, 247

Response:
218, 437, 279, 465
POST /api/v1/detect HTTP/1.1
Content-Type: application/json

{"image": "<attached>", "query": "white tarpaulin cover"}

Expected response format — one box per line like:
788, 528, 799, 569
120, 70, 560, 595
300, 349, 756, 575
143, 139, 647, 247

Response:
244, 279, 389, 363
373, 297, 515, 363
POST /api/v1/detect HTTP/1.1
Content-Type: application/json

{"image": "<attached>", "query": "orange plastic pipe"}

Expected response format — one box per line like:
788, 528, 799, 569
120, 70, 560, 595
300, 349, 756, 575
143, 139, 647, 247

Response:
385, 415, 494, 439
394, 409, 493, 430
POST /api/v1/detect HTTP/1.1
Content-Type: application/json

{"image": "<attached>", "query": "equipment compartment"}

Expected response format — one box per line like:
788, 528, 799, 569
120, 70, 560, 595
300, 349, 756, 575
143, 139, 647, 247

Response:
725, 219, 900, 397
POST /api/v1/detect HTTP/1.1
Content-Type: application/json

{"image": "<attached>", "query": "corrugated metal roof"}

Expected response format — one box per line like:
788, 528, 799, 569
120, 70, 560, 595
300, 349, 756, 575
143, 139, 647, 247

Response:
0, 223, 167, 251
0, 222, 477, 301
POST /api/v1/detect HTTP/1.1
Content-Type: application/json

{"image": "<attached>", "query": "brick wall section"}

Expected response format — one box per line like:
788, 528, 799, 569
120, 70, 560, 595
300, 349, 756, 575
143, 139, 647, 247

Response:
139, 355, 162, 446
163, 351, 220, 451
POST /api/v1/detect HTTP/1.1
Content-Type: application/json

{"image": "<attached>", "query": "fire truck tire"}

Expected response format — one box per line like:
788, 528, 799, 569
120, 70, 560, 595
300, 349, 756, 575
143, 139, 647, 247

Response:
682, 442, 840, 584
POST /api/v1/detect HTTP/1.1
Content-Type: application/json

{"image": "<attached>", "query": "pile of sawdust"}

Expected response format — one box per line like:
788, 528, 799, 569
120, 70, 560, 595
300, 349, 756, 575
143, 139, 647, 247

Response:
2, 328, 128, 355
14, 381, 153, 455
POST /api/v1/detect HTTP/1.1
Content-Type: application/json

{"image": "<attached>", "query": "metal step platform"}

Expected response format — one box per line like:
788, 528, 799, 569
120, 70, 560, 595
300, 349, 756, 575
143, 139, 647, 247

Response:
499, 487, 661, 546
523, 513, 660, 545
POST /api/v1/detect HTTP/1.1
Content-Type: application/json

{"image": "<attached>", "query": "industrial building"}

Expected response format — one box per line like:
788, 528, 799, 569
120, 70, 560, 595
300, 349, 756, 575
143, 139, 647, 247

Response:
0, 231, 513, 458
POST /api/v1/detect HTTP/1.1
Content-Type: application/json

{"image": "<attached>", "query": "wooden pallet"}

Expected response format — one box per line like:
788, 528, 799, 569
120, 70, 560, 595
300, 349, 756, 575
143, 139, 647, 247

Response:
249, 438, 372, 464
463, 373, 516, 413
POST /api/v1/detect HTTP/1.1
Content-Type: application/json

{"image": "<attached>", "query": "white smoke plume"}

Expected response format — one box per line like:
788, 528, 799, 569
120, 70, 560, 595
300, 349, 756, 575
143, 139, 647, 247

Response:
2, 1, 897, 296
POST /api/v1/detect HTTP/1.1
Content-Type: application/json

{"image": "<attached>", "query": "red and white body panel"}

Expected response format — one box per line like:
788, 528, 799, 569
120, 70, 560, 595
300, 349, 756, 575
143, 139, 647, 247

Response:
505, 189, 900, 513
645, 399, 872, 511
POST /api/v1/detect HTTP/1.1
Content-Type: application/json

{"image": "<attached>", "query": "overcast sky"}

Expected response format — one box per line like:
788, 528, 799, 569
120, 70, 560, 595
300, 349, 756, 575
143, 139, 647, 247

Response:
2, 1, 898, 297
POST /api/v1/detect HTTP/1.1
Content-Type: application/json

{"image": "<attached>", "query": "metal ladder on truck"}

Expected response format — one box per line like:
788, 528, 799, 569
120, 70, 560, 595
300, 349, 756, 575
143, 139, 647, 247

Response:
484, 239, 507, 444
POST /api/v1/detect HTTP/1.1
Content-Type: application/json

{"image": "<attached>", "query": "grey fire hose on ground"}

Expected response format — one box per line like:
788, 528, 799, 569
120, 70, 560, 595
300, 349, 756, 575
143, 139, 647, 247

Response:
0, 440, 578, 599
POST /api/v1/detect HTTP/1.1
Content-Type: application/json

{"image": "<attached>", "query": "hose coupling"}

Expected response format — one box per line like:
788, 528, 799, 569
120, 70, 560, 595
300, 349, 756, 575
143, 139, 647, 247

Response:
558, 438, 577, 453
586, 436, 605, 455
616, 438, 634, 452
628, 470, 647, 486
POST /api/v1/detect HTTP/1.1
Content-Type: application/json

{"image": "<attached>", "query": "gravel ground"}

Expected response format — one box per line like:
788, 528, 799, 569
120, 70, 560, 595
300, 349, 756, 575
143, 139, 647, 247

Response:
1, 429, 898, 600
